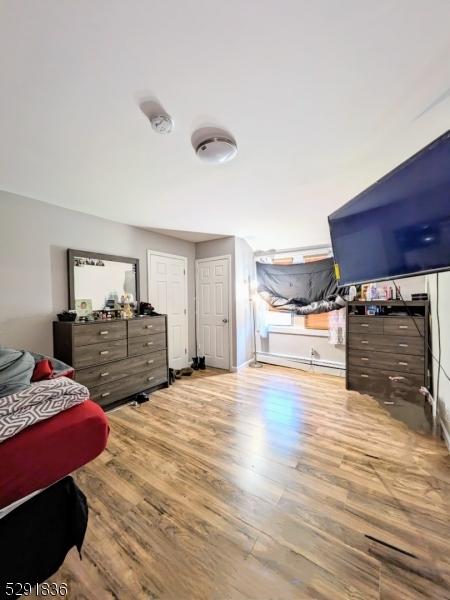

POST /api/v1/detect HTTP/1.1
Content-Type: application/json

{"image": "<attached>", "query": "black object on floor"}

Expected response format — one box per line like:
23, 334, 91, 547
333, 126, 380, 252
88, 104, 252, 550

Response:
0, 476, 88, 599
169, 368, 176, 384
134, 392, 149, 405
175, 370, 182, 379
181, 367, 193, 376
191, 357, 199, 370
198, 356, 206, 370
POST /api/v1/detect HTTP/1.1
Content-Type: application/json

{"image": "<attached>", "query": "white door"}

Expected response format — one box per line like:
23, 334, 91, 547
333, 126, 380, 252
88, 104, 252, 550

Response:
148, 252, 188, 370
196, 256, 230, 370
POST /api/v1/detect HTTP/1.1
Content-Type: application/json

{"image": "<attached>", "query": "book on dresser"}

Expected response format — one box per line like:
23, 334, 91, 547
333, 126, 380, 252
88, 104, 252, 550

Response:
346, 300, 430, 406
53, 315, 169, 410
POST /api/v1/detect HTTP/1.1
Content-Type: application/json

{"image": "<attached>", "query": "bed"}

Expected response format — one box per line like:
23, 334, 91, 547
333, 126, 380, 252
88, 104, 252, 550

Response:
0, 399, 109, 596
0, 399, 109, 511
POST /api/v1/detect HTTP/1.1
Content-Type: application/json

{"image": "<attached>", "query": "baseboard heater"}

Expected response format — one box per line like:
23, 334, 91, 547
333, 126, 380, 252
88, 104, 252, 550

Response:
256, 351, 345, 372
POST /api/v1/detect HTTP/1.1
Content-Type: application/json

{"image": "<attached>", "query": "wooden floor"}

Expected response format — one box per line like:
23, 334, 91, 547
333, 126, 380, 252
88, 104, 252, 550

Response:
46, 365, 450, 599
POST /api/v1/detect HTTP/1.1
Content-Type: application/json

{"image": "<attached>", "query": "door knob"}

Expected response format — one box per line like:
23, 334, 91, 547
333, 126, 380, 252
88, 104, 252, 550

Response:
222, 318, 228, 323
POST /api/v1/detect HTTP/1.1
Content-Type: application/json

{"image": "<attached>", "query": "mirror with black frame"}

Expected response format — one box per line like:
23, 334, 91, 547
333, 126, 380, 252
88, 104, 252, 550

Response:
67, 249, 140, 316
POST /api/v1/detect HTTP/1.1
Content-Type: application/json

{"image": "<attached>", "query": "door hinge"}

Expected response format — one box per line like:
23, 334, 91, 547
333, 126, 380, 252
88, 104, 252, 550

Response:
185, 348, 187, 354
183, 268, 186, 275
184, 308, 187, 315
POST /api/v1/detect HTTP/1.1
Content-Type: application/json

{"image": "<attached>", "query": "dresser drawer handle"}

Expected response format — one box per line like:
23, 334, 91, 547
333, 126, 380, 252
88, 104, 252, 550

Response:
99, 330, 109, 335
99, 350, 109, 355
361, 340, 369, 344
146, 325, 153, 329
398, 343, 408, 348
398, 361, 408, 366
360, 357, 369, 361
360, 323, 369, 327
360, 374, 369, 378
100, 372, 109, 377
398, 325, 408, 329
147, 376, 155, 382
101, 392, 110, 398
147, 359, 154, 364
389, 376, 406, 381
146, 342, 154, 346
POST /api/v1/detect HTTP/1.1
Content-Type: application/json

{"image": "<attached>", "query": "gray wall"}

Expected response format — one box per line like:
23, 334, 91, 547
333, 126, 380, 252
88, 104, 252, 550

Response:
195, 237, 236, 262
0, 191, 196, 357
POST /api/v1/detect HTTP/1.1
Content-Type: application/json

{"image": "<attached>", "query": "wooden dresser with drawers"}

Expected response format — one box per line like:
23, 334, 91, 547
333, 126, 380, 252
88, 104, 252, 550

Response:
346, 300, 430, 409
53, 315, 169, 410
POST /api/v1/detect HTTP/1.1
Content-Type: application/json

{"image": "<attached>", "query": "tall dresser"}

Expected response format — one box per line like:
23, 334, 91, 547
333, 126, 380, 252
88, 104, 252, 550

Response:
53, 315, 169, 410
346, 300, 430, 410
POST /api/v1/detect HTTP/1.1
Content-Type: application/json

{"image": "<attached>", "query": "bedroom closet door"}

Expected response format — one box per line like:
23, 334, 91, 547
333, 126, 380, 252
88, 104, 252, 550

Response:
196, 256, 231, 370
148, 251, 188, 370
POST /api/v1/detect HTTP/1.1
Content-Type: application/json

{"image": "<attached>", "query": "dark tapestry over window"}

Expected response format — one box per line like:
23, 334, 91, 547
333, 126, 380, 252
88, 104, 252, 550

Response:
256, 257, 346, 315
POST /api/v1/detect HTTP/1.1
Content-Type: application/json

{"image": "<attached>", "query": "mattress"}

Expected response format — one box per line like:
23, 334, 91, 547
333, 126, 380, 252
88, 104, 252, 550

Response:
0, 400, 109, 510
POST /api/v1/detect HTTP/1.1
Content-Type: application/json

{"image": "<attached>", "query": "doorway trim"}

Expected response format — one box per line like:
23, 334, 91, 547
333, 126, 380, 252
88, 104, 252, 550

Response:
147, 250, 189, 368
195, 254, 233, 371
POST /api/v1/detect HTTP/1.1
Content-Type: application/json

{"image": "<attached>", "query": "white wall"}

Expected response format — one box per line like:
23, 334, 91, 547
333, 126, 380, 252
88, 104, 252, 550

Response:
427, 272, 450, 443
371, 276, 426, 300
234, 237, 255, 367
257, 329, 346, 375
0, 191, 196, 357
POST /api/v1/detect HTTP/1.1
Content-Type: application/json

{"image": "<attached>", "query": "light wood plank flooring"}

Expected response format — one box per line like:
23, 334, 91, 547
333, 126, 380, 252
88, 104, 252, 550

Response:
46, 365, 450, 599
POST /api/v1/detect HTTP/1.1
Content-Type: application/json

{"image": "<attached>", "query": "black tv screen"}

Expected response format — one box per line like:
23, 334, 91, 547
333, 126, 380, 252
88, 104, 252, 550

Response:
328, 131, 450, 286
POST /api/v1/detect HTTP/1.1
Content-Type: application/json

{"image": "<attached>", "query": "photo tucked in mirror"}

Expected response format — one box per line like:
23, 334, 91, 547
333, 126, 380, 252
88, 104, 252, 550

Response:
73, 257, 137, 312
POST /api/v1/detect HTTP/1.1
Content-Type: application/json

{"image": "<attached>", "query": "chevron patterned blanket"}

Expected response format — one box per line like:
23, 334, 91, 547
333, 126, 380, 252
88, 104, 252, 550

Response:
0, 377, 89, 443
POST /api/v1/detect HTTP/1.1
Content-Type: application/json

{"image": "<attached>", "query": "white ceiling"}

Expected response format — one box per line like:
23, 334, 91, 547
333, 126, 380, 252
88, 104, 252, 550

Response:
0, 1, 449, 250
144, 227, 227, 243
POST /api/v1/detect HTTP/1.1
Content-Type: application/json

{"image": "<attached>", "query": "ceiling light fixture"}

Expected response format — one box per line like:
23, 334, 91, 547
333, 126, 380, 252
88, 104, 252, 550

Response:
195, 137, 237, 164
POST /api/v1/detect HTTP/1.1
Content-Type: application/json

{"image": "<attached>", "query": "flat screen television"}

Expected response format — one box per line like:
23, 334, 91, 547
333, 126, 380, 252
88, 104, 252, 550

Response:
328, 130, 450, 286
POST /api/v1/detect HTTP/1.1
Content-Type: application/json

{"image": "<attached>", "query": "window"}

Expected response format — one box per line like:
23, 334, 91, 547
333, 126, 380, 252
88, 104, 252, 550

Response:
303, 253, 331, 330
272, 257, 294, 265
257, 247, 333, 331
305, 311, 330, 330
266, 310, 293, 326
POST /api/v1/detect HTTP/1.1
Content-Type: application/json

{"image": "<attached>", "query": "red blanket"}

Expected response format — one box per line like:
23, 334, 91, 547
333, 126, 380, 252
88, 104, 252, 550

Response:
0, 400, 109, 509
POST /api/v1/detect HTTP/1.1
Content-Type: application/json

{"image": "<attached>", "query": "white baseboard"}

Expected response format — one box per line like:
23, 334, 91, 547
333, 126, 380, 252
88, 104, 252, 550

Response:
256, 351, 345, 377
230, 358, 253, 372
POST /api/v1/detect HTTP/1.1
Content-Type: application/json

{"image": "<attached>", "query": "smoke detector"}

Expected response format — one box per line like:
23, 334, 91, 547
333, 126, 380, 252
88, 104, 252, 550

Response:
196, 137, 237, 164
150, 114, 174, 134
